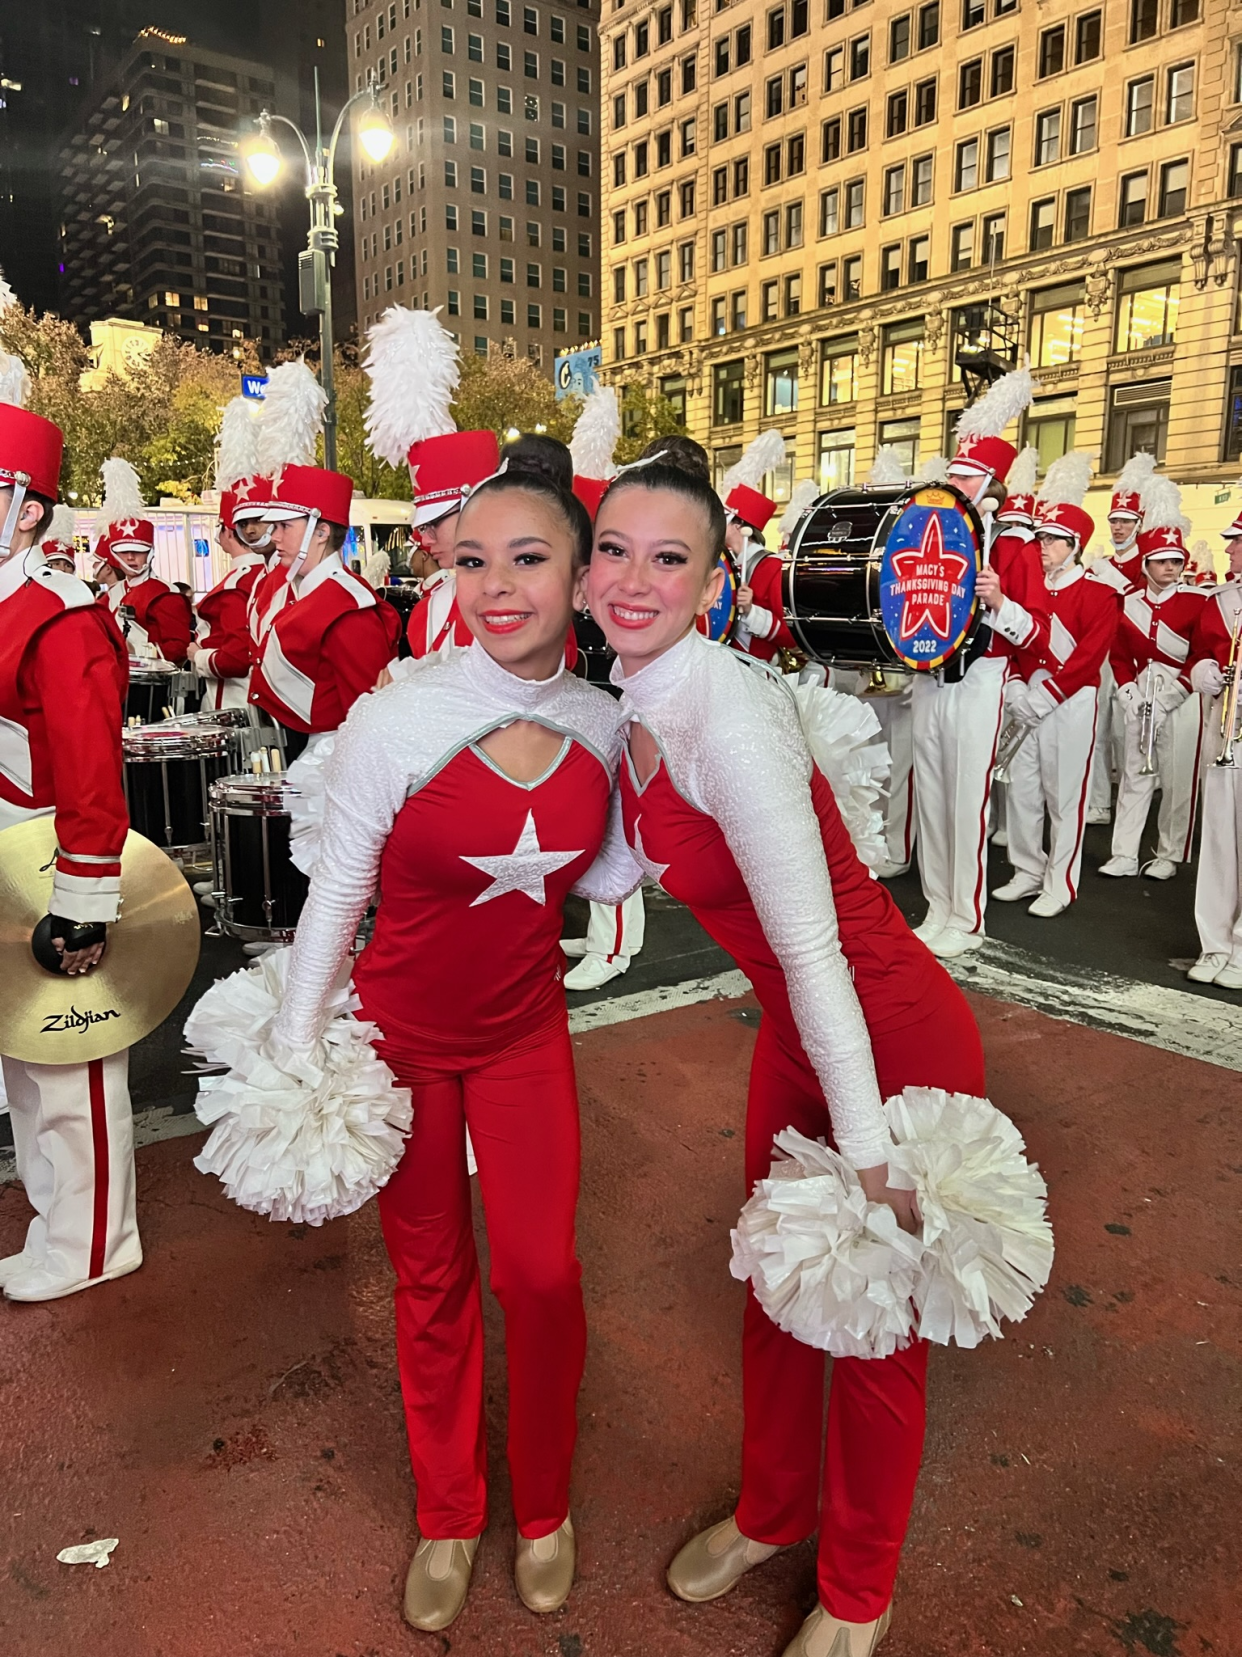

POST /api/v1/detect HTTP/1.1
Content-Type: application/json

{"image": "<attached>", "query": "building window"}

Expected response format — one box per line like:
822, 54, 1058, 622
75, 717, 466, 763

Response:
820, 334, 859, 405
1126, 77, 1153, 138
820, 187, 840, 236
845, 179, 865, 228
1077, 10, 1102, 62
679, 306, 694, 343
711, 297, 727, 336
911, 154, 933, 206
1130, 0, 1159, 45
822, 116, 842, 162
785, 272, 802, 316
712, 228, 727, 272
1167, 64, 1195, 125
881, 244, 902, 291
959, 58, 982, 110
919, 1, 940, 47
883, 165, 906, 217
732, 223, 748, 265
954, 137, 979, 192
1119, 171, 1148, 226
951, 222, 974, 271
1115, 260, 1181, 352
879, 416, 921, 474
1029, 198, 1055, 251
986, 127, 1010, 182
982, 211, 1005, 263
763, 209, 780, 254
847, 107, 867, 150
850, 35, 871, 79
1035, 109, 1061, 166
890, 13, 911, 62
1064, 187, 1091, 243
991, 45, 1015, 97
914, 78, 936, 124
1029, 281, 1085, 368
1106, 378, 1170, 469
1027, 394, 1078, 472
1158, 160, 1188, 218
818, 426, 855, 490
680, 241, 695, 281
1222, 366, 1242, 463
1170, 0, 1200, 22
887, 89, 909, 137
1229, 148, 1242, 200
843, 254, 862, 300
908, 235, 930, 283
1070, 97, 1097, 155
881, 319, 924, 394
818, 261, 838, 305
1038, 25, 1065, 79
766, 350, 799, 416
764, 143, 782, 186
713, 359, 746, 424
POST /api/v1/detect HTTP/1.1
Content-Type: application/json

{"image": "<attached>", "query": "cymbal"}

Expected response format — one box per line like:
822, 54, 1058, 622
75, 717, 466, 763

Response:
0, 819, 200, 1064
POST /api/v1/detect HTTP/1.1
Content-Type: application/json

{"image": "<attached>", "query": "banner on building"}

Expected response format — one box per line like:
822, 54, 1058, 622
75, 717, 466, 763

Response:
555, 346, 601, 400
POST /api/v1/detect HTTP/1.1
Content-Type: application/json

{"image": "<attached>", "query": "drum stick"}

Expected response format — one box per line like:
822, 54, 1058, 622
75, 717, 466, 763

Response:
270, 749, 283, 773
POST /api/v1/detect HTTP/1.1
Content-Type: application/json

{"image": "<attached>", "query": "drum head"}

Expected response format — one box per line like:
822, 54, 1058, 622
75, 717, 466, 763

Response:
876, 486, 984, 671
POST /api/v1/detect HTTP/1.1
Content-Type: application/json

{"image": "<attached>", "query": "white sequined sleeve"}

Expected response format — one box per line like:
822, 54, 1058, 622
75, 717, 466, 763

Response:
685, 669, 889, 1170
572, 785, 645, 903
273, 697, 409, 1048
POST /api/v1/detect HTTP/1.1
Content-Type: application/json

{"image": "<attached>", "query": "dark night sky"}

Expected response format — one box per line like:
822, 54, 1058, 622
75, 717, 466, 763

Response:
0, 0, 355, 341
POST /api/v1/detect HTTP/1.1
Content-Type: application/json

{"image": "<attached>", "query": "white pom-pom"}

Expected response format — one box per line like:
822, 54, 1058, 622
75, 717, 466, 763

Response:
886, 1088, 1054, 1349
284, 736, 336, 877
99, 456, 146, 524
1036, 450, 1094, 510
215, 395, 263, 490
866, 446, 909, 487
788, 681, 890, 870
0, 350, 30, 409
569, 385, 620, 480
1114, 450, 1157, 497
732, 1089, 1054, 1358
255, 359, 327, 475
722, 429, 787, 496
363, 306, 460, 466
39, 504, 76, 548
916, 453, 950, 484
1005, 446, 1039, 497
956, 366, 1037, 443
779, 478, 820, 536
1139, 472, 1189, 534
184, 948, 412, 1227
731, 1129, 923, 1359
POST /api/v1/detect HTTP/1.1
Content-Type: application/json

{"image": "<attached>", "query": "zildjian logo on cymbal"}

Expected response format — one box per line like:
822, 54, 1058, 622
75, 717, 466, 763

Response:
40, 1006, 122, 1035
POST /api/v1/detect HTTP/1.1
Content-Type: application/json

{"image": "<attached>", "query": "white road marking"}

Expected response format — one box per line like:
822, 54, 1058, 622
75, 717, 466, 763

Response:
2, 946, 1235, 1183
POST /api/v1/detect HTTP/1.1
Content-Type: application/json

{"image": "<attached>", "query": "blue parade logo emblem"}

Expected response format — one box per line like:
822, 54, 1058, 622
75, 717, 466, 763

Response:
702, 552, 739, 642
878, 489, 981, 671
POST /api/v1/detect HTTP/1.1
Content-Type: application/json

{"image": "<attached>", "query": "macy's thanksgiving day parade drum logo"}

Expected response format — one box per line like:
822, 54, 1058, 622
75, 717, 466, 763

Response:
877, 487, 981, 671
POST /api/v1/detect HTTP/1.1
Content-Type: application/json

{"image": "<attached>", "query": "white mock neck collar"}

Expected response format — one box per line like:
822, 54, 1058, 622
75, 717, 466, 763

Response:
0, 545, 43, 602
461, 634, 567, 711
610, 626, 706, 711
1047, 562, 1084, 592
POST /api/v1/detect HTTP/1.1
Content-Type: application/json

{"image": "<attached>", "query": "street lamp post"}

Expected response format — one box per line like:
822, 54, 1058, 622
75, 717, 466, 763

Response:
242, 69, 394, 473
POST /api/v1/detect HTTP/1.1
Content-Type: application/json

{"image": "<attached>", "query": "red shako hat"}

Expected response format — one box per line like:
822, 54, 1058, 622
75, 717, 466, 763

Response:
997, 493, 1036, 526
264, 464, 354, 527
218, 489, 238, 532
725, 482, 778, 533
1137, 524, 1187, 562
1220, 509, 1242, 539
0, 403, 64, 501
948, 435, 1018, 485
1035, 502, 1094, 550
108, 516, 155, 553
572, 474, 610, 522
229, 474, 275, 522
408, 429, 500, 528
1109, 489, 1143, 522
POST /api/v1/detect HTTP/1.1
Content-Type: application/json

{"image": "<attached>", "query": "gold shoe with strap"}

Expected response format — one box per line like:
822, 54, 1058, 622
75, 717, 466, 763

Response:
782, 1601, 893, 1657
666, 1515, 784, 1604
514, 1517, 576, 1613
402, 1535, 480, 1632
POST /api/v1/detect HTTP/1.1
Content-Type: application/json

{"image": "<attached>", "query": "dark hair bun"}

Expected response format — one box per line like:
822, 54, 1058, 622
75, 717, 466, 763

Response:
637, 433, 711, 481
499, 433, 574, 492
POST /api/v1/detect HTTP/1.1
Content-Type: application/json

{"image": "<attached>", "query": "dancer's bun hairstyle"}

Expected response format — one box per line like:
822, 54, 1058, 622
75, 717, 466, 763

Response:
463, 436, 593, 567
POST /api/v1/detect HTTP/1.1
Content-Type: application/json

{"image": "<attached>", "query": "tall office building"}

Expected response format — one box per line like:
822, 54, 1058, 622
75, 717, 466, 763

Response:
347, 0, 600, 370
58, 30, 286, 357
600, 0, 1238, 503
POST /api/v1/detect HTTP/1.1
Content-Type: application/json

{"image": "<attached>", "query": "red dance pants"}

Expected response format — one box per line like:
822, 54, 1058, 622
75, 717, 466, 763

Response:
374, 1017, 587, 1541
735, 976, 987, 1622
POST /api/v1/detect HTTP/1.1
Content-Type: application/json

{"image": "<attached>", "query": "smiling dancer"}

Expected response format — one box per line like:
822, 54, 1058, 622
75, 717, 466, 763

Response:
584, 459, 985, 1657
250, 457, 638, 1631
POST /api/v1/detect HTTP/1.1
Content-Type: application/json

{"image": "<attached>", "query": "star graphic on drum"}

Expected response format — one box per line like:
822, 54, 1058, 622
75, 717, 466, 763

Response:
889, 511, 971, 643
461, 810, 583, 906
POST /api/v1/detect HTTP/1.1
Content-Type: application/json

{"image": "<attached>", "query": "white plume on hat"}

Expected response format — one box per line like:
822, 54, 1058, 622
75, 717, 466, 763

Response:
1113, 450, 1157, 498
955, 366, 1037, 444
916, 453, 951, 484
1005, 446, 1040, 497
779, 478, 819, 535
0, 268, 30, 408
1036, 451, 1093, 509
721, 429, 787, 497
99, 456, 146, 526
363, 306, 460, 468
569, 385, 620, 481
866, 446, 908, 487
215, 395, 263, 491
1188, 537, 1214, 574
1139, 472, 1190, 535
255, 359, 327, 476
38, 503, 76, 549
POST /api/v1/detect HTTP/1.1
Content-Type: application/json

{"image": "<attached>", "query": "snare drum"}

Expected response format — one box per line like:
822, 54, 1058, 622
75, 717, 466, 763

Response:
209, 774, 309, 943
161, 708, 258, 771
123, 727, 232, 860
126, 661, 190, 725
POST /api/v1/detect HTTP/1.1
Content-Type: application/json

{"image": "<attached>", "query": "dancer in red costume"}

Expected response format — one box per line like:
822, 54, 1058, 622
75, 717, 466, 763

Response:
264, 463, 639, 1633
585, 460, 986, 1657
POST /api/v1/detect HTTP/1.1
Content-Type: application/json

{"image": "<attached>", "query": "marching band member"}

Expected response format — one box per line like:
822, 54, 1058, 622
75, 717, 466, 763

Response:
38, 504, 79, 577
992, 456, 1119, 917
1100, 476, 1206, 881
0, 382, 138, 1302
92, 458, 193, 664
584, 457, 986, 1657
1085, 453, 1156, 823
911, 368, 1044, 958
363, 305, 499, 660
985, 447, 1041, 852
190, 488, 265, 711
1186, 524, 1242, 986
254, 461, 639, 1629
719, 431, 797, 663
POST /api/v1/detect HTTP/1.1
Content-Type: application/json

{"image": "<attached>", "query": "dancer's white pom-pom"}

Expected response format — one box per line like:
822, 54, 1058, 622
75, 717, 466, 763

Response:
185, 948, 412, 1226
789, 682, 890, 870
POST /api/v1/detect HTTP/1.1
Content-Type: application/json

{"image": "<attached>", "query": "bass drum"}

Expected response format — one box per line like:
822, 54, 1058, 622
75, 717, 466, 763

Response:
783, 484, 986, 670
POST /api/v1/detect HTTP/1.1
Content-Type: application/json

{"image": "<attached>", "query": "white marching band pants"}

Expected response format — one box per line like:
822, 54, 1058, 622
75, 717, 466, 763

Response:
1005, 685, 1098, 907
582, 887, 646, 966
911, 656, 1007, 936
1, 1052, 140, 1285
1194, 720, 1242, 967
1088, 661, 1123, 817
869, 686, 917, 868
1110, 692, 1203, 865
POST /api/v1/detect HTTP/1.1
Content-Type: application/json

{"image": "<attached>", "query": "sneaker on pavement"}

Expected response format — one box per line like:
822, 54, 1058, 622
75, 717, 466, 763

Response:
1099, 856, 1138, 877
911, 919, 945, 946
563, 953, 627, 992
992, 876, 1042, 903
1085, 808, 1111, 825
1142, 857, 1177, 881
1027, 892, 1067, 918
402, 1536, 480, 1632
514, 1518, 576, 1614
1187, 952, 1229, 984
559, 938, 589, 958
3, 1252, 142, 1303
1213, 960, 1242, 990
928, 927, 985, 960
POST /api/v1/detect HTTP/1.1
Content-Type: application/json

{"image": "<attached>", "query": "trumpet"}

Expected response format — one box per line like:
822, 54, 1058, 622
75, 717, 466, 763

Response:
1215, 609, 1242, 769
1137, 662, 1158, 777
992, 716, 1032, 785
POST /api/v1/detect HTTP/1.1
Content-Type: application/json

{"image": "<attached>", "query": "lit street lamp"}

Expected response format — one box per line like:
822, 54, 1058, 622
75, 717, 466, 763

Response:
242, 71, 394, 472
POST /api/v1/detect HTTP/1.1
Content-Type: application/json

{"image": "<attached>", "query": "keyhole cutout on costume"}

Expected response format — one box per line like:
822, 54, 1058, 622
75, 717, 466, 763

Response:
477, 721, 567, 784
627, 722, 661, 789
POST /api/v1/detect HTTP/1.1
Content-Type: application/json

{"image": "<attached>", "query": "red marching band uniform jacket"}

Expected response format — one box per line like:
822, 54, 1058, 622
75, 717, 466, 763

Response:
95, 521, 194, 663
983, 520, 1053, 663
1111, 583, 1207, 691
195, 550, 265, 707
0, 547, 129, 921
406, 568, 472, 657
1011, 564, 1120, 700
1190, 579, 1242, 674
734, 551, 797, 662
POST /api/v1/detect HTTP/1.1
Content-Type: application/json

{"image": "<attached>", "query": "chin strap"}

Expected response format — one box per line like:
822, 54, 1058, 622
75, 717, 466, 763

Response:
287, 510, 322, 585
0, 472, 31, 556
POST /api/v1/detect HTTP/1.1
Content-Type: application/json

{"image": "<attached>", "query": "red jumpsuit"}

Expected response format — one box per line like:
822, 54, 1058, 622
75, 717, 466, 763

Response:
268, 646, 638, 1541
616, 631, 984, 1623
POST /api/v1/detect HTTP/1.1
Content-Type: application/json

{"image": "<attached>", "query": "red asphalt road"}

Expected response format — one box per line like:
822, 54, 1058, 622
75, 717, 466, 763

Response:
0, 990, 1239, 1657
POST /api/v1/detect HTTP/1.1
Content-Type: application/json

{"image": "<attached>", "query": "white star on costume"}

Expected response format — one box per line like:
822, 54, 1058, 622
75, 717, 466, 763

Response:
632, 821, 669, 885
461, 810, 583, 907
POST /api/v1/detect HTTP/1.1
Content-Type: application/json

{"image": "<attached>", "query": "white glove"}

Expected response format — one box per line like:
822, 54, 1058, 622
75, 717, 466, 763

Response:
1190, 658, 1226, 698
1005, 685, 1039, 727
1116, 681, 1141, 721
1154, 677, 1188, 715
1024, 680, 1059, 723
